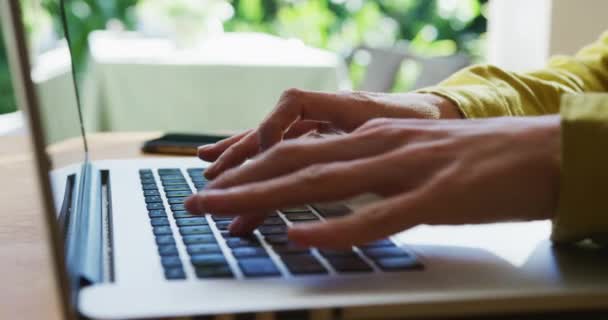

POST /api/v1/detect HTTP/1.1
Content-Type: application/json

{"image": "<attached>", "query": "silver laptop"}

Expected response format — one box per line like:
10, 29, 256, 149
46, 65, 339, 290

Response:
4, 1, 608, 319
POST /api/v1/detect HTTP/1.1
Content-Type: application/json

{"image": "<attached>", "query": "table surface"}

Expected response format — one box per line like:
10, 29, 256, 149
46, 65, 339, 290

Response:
2, 132, 606, 320
0, 132, 165, 320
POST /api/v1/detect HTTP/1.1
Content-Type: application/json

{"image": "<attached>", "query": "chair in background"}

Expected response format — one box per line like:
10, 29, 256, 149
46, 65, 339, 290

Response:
352, 45, 471, 92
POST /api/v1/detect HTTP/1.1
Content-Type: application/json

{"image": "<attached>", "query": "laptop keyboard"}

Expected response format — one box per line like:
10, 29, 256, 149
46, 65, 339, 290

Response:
138, 168, 421, 280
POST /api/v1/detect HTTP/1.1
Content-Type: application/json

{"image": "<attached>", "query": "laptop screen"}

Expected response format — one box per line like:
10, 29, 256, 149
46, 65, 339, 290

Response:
22, 0, 88, 169
1, 1, 88, 317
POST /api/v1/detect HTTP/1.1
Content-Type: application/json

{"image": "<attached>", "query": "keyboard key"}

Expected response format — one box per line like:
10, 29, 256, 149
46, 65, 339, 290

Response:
158, 168, 181, 175
362, 247, 408, 259
160, 174, 185, 180
176, 217, 208, 227
238, 258, 281, 277
145, 195, 163, 203
139, 171, 154, 179
272, 244, 310, 255
142, 184, 158, 190
187, 243, 222, 255
147, 203, 164, 210
258, 225, 287, 235
143, 189, 160, 196
168, 197, 187, 204
164, 267, 186, 280
162, 180, 188, 187
191, 254, 227, 266
326, 256, 373, 273
148, 210, 167, 218
282, 254, 327, 275
140, 178, 156, 184
182, 234, 216, 245
225, 237, 261, 248
284, 212, 318, 221
158, 244, 179, 256
151, 217, 170, 226
215, 220, 232, 230
319, 249, 357, 258
173, 210, 195, 218
360, 239, 395, 248
263, 217, 285, 225
155, 235, 176, 245
311, 203, 351, 217
280, 206, 311, 213
264, 234, 289, 245
212, 217, 233, 223
179, 225, 212, 235
153, 226, 173, 235
161, 256, 183, 268
191, 178, 207, 185
232, 246, 268, 258
166, 191, 192, 198
375, 257, 421, 271
170, 204, 187, 211
194, 264, 233, 278
164, 185, 191, 191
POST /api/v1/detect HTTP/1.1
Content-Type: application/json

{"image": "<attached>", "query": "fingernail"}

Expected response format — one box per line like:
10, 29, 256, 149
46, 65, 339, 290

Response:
184, 195, 203, 214
228, 218, 245, 235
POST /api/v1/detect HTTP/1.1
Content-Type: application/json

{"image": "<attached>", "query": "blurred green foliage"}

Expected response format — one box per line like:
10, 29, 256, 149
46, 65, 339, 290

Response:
0, 25, 17, 114
0, 0, 486, 114
225, 0, 487, 89
41, 0, 139, 69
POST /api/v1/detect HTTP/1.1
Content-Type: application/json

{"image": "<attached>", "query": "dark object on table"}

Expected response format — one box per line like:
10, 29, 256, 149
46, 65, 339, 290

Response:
142, 133, 230, 155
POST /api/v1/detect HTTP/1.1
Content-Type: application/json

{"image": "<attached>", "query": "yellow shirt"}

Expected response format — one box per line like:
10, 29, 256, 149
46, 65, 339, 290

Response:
421, 32, 608, 244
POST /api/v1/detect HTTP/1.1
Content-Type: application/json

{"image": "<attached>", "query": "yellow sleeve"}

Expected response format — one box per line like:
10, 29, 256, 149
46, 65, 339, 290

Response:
419, 31, 608, 118
553, 94, 608, 244
420, 31, 608, 245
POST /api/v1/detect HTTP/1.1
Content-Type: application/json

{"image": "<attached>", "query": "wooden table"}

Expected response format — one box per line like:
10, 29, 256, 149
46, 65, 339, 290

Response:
0, 132, 165, 320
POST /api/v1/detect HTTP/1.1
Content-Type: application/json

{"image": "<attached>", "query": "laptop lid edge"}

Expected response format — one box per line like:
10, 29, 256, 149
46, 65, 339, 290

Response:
1, 1, 75, 319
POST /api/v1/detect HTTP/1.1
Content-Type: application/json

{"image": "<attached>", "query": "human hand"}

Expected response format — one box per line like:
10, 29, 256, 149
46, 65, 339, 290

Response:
198, 88, 461, 179
185, 115, 561, 248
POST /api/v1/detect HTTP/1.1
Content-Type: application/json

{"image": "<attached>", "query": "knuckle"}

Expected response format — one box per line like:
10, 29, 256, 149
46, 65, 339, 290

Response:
298, 164, 334, 184
266, 141, 299, 160
357, 118, 393, 132
279, 87, 304, 102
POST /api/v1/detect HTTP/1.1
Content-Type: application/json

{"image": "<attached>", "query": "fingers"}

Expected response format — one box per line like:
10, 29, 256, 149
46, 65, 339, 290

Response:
282, 120, 328, 140
197, 130, 252, 161
207, 131, 404, 190
257, 89, 363, 151
186, 157, 386, 215
288, 191, 430, 249
204, 131, 260, 179
228, 212, 269, 236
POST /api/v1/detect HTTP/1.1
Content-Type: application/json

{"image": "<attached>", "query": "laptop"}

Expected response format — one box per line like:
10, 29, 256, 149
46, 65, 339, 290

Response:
4, 1, 608, 319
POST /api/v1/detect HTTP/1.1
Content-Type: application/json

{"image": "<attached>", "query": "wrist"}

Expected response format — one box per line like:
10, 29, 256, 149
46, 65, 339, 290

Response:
424, 94, 463, 119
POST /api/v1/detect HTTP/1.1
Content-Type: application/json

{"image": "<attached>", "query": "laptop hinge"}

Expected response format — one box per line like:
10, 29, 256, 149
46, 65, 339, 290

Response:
63, 164, 113, 304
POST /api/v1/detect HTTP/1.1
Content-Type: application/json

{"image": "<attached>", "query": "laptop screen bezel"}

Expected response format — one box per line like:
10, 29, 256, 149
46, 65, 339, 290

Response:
1, 1, 75, 319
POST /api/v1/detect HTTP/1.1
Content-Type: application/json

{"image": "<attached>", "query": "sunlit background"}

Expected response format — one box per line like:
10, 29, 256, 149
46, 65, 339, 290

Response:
0, 0, 487, 114
2, 0, 606, 139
